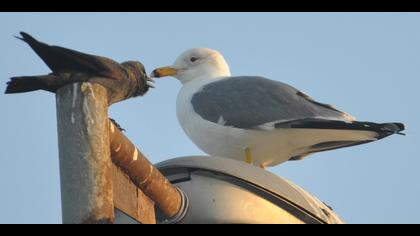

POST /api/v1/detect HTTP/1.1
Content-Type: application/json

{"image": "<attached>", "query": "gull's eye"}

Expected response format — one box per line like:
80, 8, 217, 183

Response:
190, 56, 198, 62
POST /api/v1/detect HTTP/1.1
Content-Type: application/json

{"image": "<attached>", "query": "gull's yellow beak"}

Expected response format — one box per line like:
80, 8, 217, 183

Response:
150, 67, 178, 78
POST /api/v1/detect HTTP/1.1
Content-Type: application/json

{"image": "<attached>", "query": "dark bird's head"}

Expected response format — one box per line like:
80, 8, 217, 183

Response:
121, 61, 154, 97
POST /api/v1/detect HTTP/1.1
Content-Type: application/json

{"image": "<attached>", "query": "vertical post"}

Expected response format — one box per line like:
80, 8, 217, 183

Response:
56, 82, 114, 224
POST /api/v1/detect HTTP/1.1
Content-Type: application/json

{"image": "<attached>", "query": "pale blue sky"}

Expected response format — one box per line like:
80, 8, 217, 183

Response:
0, 13, 419, 224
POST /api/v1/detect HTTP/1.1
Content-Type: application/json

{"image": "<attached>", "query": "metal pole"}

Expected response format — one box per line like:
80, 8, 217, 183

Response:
56, 82, 114, 224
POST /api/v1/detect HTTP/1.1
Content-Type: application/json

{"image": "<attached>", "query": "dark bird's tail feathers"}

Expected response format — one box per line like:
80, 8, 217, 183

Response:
5, 76, 47, 94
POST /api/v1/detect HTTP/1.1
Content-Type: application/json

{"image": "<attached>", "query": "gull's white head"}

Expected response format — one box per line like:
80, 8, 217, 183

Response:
150, 48, 231, 84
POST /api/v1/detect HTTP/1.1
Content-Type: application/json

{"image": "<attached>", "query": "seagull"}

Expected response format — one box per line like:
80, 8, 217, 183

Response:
150, 48, 405, 168
5, 32, 153, 105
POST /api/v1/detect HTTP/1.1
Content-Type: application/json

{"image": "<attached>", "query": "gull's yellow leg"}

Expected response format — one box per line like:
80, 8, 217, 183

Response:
245, 147, 253, 164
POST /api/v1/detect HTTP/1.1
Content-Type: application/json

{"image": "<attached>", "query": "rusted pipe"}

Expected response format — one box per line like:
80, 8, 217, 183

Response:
109, 122, 183, 219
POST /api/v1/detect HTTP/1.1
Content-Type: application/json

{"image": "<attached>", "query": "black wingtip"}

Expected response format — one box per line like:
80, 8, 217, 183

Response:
371, 122, 406, 139
14, 32, 36, 43
395, 122, 405, 131
276, 119, 406, 139
387, 122, 406, 135
19, 31, 30, 38
14, 35, 24, 41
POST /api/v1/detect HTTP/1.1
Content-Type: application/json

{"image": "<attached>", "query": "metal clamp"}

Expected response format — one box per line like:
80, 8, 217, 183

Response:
159, 187, 189, 224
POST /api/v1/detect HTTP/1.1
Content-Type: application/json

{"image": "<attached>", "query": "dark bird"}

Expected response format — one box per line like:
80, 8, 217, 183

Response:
5, 32, 153, 105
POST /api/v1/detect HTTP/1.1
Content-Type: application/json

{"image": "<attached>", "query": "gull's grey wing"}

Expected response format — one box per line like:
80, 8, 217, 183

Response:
191, 76, 354, 130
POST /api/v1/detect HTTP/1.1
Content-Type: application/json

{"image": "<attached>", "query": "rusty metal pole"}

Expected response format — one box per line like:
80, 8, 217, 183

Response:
56, 82, 114, 224
109, 122, 186, 220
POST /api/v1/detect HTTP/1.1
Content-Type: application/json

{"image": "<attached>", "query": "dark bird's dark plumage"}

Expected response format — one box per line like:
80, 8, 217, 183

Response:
5, 32, 152, 105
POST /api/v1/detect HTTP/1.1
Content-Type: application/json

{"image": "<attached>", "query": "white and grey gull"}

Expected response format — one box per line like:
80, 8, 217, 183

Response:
150, 48, 405, 168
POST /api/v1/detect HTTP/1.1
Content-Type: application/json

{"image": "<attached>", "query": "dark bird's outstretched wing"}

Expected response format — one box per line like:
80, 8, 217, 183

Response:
16, 32, 125, 79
